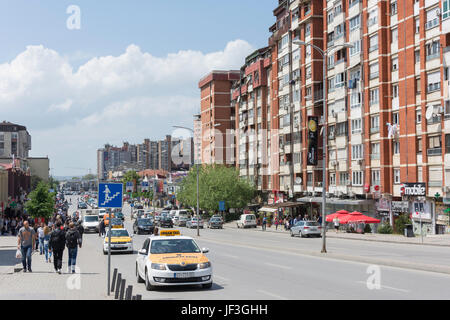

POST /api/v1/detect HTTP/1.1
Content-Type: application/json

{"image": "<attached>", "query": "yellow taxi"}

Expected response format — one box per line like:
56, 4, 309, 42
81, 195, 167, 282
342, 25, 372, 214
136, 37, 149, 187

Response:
135, 229, 212, 291
103, 228, 133, 254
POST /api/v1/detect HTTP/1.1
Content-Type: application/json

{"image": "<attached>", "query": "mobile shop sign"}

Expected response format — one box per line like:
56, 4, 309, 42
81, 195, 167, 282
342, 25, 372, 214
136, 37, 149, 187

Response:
401, 183, 426, 196
307, 116, 318, 166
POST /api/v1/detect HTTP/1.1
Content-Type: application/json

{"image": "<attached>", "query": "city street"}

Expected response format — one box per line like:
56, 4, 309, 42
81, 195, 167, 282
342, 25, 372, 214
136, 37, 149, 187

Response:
2, 195, 450, 300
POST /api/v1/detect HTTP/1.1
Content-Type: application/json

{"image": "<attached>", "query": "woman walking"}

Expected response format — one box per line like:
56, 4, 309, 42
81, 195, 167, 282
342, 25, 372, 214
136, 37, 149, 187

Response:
43, 225, 52, 263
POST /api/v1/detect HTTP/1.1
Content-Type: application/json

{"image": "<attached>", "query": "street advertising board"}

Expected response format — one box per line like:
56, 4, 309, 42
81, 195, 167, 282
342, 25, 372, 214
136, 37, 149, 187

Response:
141, 181, 149, 192
376, 198, 390, 212
411, 201, 431, 220
125, 181, 133, 193
392, 201, 409, 213
307, 116, 318, 166
401, 183, 426, 196
219, 201, 225, 211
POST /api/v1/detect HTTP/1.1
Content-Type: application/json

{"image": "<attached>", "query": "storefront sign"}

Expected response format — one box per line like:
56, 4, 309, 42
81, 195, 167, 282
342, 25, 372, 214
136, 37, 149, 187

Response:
376, 198, 390, 212
401, 183, 426, 196
412, 211, 431, 220
391, 201, 409, 213
307, 116, 318, 166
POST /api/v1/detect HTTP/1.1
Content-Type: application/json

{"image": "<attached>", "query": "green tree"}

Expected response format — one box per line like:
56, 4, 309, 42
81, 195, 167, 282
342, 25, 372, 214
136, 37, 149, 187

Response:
394, 214, 412, 234
25, 181, 55, 219
177, 165, 256, 214
122, 170, 140, 193
82, 174, 97, 180
30, 175, 43, 190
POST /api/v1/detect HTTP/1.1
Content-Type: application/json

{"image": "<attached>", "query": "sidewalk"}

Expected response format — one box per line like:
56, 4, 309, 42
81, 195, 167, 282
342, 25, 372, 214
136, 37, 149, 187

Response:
0, 234, 112, 300
0, 235, 21, 275
223, 222, 450, 247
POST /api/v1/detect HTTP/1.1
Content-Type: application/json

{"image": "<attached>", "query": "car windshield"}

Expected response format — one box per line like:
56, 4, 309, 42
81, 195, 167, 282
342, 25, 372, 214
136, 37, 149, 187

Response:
246, 216, 255, 220
150, 239, 201, 254
111, 218, 122, 224
84, 216, 98, 222
107, 230, 129, 237
210, 218, 221, 222
138, 219, 153, 226
305, 222, 319, 226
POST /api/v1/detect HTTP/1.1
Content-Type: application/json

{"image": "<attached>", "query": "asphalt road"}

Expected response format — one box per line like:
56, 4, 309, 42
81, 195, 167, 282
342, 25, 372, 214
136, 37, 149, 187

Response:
71, 196, 450, 300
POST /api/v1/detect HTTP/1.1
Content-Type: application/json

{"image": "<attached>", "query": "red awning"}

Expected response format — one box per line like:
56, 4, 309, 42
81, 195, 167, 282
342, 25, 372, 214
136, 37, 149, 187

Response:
325, 210, 350, 222
338, 212, 381, 224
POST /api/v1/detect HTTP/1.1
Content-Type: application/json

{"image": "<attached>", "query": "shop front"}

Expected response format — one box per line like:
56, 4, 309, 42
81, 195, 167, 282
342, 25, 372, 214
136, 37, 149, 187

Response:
435, 200, 450, 234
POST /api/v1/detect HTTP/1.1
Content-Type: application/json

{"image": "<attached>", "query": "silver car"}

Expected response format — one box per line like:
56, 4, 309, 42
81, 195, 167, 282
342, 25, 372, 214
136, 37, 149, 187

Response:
290, 221, 322, 238
186, 217, 204, 229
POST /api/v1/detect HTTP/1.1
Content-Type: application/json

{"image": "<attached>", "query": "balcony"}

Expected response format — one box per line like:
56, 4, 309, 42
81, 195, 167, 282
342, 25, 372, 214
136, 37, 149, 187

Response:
425, 18, 439, 30
427, 148, 442, 156
370, 153, 380, 160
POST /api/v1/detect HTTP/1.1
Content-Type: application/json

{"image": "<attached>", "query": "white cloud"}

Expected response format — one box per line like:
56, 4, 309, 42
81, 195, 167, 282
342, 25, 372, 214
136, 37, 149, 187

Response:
0, 40, 254, 176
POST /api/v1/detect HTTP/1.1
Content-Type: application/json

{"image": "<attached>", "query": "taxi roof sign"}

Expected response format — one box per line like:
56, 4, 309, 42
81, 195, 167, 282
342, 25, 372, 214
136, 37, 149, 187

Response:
159, 229, 181, 236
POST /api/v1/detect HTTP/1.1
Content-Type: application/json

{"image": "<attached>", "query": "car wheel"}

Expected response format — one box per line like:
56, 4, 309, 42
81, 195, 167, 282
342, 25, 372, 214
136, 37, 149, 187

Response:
133, 229, 136, 234
290, 230, 294, 237
145, 269, 155, 291
236, 224, 239, 228
202, 282, 213, 289
136, 264, 144, 283
103, 250, 107, 255
300, 232, 304, 238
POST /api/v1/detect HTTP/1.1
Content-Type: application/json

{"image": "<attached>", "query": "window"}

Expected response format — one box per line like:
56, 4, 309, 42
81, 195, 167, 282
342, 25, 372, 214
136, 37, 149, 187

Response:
392, 57, 398, 71
350, 40, 361, 56
351, 118, 362, 134
336, 122, 348, 136
444, 0, 450, 20
305, 66, 311, 79
369, 34, 378, 52
393, 112, 399, 125
394, 169, 401, 184
446, 134, 450, 154
350, 14, 360, 30
330, 173, 336, 186
328, 32, 335, 45
371, 143, 380, 159
372, 170, 381, 185
293, 49, 300, 61
392, 84, 399, 98
390, 1, 397, 15
292, 8, 299, 22
427, 71, 441, 93
352, 171, 363, 186
335, 72, 345, 87
307, 172, 313, 186
352, 144, 364, 159
393, 141, 400, 154
425, 7, 440, 30
328, 10, 334, 24
370, 88, 379, 105
417, 138, 422, 153
371, 115, 380, 132
391, 28, 398, 43
305, 86, 312, 98
305, 45, 311, 57
334, 2, 342, 15
445, 100, 450, 119
328, 77, 335, 92
339, 172, 349, 185
370, 63, 379, 79
305, 23, 311, 37
416, 78, 421, 93
428, 135, 442, 156
328, 55, 335, 68
416, 110, 422, 123
279, 34, 289, 51
368, 8, 378, 27
350, 92, 361, 108
426, 40, 440, 61
304, 2, 311, 15
415, 49, 420, 63
335, 23, 346, 39
415, 17, 420, 34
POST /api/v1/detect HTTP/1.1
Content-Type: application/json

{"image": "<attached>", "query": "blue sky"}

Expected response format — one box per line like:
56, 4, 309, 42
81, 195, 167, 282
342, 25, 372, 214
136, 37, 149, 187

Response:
0, 1, 276, 177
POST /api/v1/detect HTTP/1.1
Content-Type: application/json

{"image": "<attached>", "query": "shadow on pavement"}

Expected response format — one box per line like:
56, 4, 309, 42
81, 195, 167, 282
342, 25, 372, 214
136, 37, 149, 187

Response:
0, 249, 19, 267
146, 283, 224, 293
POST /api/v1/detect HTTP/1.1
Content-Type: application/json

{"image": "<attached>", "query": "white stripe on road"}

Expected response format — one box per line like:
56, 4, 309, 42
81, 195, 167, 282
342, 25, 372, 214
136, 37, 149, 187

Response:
357, 281, 410, 293
257, 290, 288, 300
264, 262, 292, 270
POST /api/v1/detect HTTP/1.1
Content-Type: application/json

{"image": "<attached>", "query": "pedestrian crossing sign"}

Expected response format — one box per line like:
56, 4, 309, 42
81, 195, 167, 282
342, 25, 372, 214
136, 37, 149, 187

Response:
98, 183, 123, 208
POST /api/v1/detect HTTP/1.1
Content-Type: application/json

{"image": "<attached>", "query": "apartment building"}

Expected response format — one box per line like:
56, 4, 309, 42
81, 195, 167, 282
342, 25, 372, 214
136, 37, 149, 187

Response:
0, 121, 31, 159
198, 71, 240, 165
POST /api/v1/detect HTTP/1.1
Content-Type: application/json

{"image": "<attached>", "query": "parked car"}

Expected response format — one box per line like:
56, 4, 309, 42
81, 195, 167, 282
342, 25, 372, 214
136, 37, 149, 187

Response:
290, 221, 322, 238
115, 212, 125, 221
175, 216, 189, 227
133, 218, 155, 235
186, 217, 204, 229
159, 217, 174, 228
236, 214, 257, 228
207, 217, 223, 229
78, 202, 87, 209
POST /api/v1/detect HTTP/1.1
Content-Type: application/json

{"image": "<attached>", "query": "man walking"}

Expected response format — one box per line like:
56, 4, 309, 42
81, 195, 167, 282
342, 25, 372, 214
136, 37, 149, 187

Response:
262, 215, 267, 231
37, 222, 45, 255
49, 221, 66, 274
17, 220, 35, 272
65, 222, 82, 274
99, 218, 105, 237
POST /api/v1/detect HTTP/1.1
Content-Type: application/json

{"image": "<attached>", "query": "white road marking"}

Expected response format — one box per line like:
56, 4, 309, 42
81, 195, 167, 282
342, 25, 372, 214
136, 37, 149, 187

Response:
257, 289, 288, 300
264, 262, 292, 270
357, 281, 410, 293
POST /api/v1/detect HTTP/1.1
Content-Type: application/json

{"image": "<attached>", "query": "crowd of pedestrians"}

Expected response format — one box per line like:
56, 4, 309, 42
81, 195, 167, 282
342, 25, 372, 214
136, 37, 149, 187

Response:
258, 213, 323, 232
12, 193, 84, 274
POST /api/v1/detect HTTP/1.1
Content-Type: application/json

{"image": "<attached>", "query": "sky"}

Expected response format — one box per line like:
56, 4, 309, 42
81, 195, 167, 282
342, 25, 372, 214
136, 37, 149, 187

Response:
0, 0, 276, 177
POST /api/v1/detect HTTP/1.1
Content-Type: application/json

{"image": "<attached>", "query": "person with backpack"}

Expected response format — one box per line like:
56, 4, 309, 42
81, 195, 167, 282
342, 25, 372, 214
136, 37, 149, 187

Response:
66, 222, 82, 274
49, 221, 66, 274
76, 220, 84, 241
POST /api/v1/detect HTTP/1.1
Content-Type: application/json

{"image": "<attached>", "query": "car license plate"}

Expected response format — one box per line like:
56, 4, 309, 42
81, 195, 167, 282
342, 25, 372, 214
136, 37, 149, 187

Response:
310, 228, 317, 231
174, 272, 194, 278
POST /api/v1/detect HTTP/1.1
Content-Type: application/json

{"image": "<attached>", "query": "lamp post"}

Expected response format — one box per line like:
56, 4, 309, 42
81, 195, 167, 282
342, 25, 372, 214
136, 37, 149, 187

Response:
293, 40, 353, 253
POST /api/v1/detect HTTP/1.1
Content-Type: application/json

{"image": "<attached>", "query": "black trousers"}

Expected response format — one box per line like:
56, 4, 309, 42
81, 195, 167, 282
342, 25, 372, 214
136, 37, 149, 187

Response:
53, 248, 65, 271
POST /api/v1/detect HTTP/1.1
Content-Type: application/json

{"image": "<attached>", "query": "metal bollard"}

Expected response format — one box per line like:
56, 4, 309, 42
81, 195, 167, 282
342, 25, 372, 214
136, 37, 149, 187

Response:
125, 285, 133, 300
111, 268, 118, 292
119, 279, 126, 300
114, 273, 122, 300
136, 294, 142, 300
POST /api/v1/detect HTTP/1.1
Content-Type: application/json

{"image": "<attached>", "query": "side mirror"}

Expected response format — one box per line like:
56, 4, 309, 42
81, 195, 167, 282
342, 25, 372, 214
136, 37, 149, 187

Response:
138, 249, 147, 255
201, 248, 209, 254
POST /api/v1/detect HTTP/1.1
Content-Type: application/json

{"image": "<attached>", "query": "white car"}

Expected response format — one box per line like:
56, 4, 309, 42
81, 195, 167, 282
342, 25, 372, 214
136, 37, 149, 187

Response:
82, 214, 99, 233
135, 230, 213, 291
236, 214, 257, 228
103, 228, 133, 254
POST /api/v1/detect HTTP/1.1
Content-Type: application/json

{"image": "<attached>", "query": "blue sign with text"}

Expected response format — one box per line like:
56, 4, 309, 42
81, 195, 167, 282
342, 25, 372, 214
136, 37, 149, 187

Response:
219, 201, 225, 211
98, 183, 123, 208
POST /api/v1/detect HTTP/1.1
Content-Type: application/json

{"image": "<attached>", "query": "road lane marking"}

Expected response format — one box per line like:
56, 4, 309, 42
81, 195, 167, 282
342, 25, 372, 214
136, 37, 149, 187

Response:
357, 281, 410, 293
257, 290, 288, 300
264, 262, 292, 270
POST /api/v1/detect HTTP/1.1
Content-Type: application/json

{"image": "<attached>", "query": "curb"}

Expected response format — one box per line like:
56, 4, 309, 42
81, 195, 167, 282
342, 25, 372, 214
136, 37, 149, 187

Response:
223, 224, 450, 248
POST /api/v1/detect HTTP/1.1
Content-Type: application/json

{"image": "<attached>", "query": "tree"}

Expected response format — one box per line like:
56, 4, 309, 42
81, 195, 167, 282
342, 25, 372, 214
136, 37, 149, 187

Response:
82, 174, 97, 180
31, 175, 43, 190
25, 181, 55, 219
122, 170, 140, 193
177, 165, 256, 214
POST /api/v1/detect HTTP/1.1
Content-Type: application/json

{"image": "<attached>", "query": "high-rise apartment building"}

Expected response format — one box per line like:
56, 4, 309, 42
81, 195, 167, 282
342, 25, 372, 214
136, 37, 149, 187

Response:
198, 71, 240, 164
0, 121, 31, 159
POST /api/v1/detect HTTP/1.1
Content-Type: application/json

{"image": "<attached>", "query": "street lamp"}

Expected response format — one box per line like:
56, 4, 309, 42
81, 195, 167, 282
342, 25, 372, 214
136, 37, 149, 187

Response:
292, 40, 353, 253
173, 123, 220, 237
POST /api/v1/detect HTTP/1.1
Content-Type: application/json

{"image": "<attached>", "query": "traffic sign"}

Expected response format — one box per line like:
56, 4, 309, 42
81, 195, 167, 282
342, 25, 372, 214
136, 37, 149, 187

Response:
219, 201, 225, 211
98, 183, 123, 208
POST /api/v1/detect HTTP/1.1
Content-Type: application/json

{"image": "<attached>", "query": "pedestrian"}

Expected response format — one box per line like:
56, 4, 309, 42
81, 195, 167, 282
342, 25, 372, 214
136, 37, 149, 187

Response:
10, 217, 17, 236
43, 225, 52, 263
37, 222, 45, 255
49, 221, 66, 274
65, 222, 82, 274
152, 226, 159, 236
99, 218, 105, 237
333, 216, 340, 233
76, 220, 84, 241
5, 217, 10, 234
274, 217, 279, 230
262, 215, 267, 231
0, 214, 4, 235
17, 220, 35, 273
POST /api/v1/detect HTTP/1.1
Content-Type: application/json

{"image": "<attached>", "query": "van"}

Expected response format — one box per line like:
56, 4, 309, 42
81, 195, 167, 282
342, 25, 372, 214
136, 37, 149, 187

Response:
237, 214, 257, 228
82, 214, 99, 233
98, 209, 107, 220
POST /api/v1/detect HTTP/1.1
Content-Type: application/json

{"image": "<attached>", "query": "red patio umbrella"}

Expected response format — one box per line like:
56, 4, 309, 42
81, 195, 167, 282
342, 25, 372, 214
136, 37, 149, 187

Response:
326, 210, 350, 222
339, 211, 380, 224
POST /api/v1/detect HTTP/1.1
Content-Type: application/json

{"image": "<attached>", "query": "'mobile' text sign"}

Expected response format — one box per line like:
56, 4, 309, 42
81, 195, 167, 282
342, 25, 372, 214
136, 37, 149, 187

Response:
401, 183, 426, 196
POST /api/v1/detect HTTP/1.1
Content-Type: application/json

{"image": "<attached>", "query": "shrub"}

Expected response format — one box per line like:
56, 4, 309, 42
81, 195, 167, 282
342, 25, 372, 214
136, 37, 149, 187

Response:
394, 214, 412, 235
377, 222, 393, 234
364, 224, 372, 234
